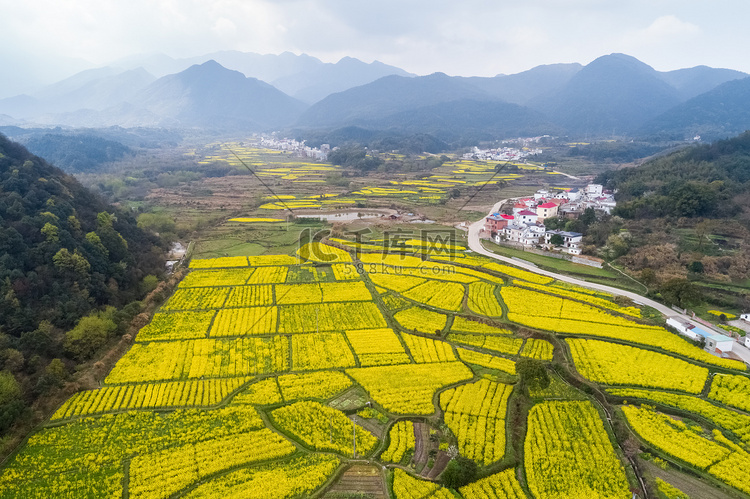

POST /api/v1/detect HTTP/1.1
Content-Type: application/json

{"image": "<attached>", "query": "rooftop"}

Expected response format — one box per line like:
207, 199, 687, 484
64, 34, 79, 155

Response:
690, 324, 732, 343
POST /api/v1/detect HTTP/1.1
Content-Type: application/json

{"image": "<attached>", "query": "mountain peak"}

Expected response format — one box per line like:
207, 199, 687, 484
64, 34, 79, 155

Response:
586, 53, 657, 73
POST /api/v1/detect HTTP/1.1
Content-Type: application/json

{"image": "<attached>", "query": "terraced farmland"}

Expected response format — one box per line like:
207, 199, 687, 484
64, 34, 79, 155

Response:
2, 245, 747, 499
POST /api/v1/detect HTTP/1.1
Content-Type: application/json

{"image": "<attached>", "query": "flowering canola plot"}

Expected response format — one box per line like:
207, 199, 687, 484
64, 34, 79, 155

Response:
0, 405, 267, 497
459, 468, 526, 499
392, 469, 455, 499
347, 362, 473, 414
381, 420, 415, 463
182, 454, 341, 499
467, 281, 504, 317
224, 285, 274, 307
209, 306, 278, 336
567, 338, 708, 393
291, 332, 357, 370
513, 280, 640, 317
440, 379, 513, 465
520, 338, 554, 360
106, 336, 290, 383
524, 401, 631, 499
345, 328, 411, 366
137, 310, 216, 341
401, 333, 456, 363
607, 388, 750, 443
271, 401, 377, 456
179, 268, 255, 288
5, 251, 750, 497
708, 374, 750, 412
503, 286, 744, 370
53, 377, 252, 420
393, 306, 448, 334
447, 333, 523, 356
403, 280, 465, 311
452, 316, 514, 335
622, 405, 750, 494
128, 428, 296, 499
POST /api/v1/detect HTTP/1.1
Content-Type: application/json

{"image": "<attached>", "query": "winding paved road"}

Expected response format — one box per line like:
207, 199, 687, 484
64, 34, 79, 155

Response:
466, 199, 750, 365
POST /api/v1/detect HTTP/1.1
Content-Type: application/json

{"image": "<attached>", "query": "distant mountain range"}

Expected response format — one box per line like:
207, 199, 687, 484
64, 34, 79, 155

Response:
2, 51, 750, 141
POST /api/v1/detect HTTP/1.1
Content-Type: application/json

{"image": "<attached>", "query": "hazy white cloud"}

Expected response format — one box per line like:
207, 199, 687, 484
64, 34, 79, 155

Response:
624, 15, 701, 46
647, 15, 700, 37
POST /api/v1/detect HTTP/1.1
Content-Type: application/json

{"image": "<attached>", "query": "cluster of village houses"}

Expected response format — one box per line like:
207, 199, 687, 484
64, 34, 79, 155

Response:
482, 184, 617, 255
461, 145, 543, 161
259, 137, 330, 160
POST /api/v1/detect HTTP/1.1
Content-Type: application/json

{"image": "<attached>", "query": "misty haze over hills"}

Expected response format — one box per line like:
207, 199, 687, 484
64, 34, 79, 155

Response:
2, 51, 750, 141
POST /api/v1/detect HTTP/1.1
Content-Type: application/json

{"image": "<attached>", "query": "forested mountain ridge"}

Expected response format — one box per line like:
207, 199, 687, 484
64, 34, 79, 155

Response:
600, 131, 750, 219
0, 134, 164, 332
0, 134, 165, 432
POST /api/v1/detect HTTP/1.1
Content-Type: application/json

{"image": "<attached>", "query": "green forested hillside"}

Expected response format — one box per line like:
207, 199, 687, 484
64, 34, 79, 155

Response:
601, 131, 750, 219
0, 134, 164, 433
595, 132, 750, 306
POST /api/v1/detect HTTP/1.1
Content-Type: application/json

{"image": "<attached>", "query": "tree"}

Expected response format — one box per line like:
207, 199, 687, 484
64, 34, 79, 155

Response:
669, 182, 718, 218
659, 279, 702, 308
63, 313, 117, 360
53, 248, 91, 277
604, 234, 630, 259
19, 320, 54, 356
688, 261, 704, 274
441, 456, 477, 488
640, 268, 657, 287
34, 358, 67, 394
580, 207, 597, 226
46, 358, 67, 380
137, 212, 176, 235
41, 223, 60, 243
0, 349, 24, 373
694, 220, 714, 252
544, 217, 564, 230
0, 371, 23, 432
140, 275, 159, 295
550, 234, 564, 246
516, 358, 551, 392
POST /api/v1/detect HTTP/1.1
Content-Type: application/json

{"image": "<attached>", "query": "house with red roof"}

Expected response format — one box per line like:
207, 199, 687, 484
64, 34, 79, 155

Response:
517, 209, 538, 225
483, 213, 514, 234
536, 202, 558, 219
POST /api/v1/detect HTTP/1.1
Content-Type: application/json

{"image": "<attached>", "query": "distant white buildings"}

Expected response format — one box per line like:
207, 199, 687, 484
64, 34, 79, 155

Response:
260, 136, 330, 160
462, 145, 542, 161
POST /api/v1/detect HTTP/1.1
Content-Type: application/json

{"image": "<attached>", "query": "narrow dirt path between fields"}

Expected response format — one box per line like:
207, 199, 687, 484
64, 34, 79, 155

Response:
640, 460, 740, 499
323, 463, 387, 499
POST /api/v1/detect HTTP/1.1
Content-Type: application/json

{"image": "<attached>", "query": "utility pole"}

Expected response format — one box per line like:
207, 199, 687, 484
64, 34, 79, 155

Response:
352, 417, 356, 458
316, 307, 319, 334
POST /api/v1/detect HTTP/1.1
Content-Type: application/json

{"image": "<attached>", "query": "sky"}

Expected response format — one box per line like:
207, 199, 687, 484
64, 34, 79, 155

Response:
2, 0, 750, 97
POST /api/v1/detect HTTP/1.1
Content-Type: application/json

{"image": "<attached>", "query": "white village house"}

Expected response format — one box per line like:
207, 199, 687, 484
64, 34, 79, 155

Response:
544, 230, 583, 255
667, 317, 734, 353
482, 185, 615, 256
